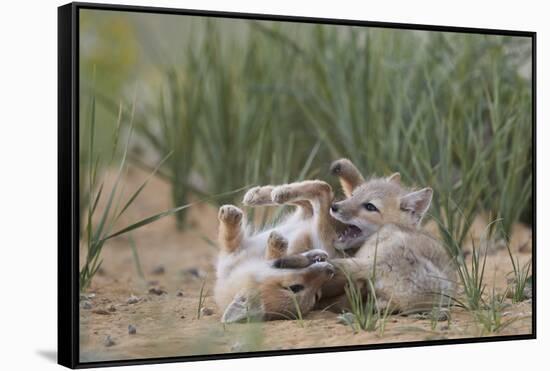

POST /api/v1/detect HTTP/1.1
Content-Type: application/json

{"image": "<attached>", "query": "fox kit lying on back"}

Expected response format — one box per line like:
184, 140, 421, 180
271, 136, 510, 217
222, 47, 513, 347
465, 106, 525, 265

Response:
215, 174, 352, 322
215, 204, 334, 323
322, 159, 456, 313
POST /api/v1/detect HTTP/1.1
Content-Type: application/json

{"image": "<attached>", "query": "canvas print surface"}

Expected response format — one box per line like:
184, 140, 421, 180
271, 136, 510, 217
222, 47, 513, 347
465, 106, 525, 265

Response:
78, 8, 533, 363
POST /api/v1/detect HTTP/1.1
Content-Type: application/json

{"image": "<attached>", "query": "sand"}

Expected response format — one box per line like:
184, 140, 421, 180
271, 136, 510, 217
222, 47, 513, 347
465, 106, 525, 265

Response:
79, 167, 533, 362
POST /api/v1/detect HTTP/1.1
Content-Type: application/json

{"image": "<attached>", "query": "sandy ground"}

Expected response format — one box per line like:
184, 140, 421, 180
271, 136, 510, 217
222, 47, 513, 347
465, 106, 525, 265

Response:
79, 167, 533, 362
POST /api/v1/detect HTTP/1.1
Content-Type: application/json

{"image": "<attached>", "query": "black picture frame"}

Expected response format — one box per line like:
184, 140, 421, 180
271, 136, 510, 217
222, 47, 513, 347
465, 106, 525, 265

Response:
58, 2, 537, 368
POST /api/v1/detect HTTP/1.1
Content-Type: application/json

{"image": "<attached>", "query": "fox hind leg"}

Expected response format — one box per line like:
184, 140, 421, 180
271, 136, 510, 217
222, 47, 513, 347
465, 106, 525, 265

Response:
271, 180, 333, 211
218, 205, 244, 254
243, 185, 275, 206
243, 185, 313, 219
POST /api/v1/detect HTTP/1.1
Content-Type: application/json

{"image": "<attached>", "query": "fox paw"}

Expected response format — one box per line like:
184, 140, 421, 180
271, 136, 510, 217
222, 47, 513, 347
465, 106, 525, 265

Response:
303, 249, 328, 264
308, 261, 335, 277
218, 205, 243, 225
330, 159, 353, 176
243, 186, 274, 206
271, 186, 296, 204
267, 231, 288, 260
268, 231, 288, 250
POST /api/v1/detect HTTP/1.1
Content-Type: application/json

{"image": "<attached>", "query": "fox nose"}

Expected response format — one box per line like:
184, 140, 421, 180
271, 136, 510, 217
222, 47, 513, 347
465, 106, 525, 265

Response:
330, 203, 339, 212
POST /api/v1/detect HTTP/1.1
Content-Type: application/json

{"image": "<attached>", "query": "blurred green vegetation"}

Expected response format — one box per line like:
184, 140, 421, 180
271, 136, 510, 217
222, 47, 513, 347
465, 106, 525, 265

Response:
79, 10, 532, 241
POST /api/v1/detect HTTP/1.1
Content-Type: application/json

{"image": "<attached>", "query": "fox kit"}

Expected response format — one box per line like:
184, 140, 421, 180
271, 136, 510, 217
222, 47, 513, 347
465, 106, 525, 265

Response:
322, 159, 456, 313
215, 204, 334, 322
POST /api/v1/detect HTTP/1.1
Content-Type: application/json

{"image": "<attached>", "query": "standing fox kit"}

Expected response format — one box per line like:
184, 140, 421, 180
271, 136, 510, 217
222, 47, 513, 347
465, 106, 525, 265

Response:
324, 159, 456, 313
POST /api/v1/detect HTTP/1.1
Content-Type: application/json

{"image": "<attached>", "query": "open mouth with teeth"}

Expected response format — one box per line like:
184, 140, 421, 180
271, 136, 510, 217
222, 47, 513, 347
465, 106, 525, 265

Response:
334, 223, 368, 251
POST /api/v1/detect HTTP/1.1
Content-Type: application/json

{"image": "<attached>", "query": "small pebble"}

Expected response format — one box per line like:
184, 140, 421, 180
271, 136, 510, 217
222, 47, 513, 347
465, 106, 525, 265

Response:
152, 265, 165, 275
200, 307, 214, 316
176, 291, 184, 297
103, 335, 116, 347
440, 325, 450, 331
180, 315, 186, 319
108, 305, 116, 312
80, 301, 92, 310
180, 267, 206, 279
128, 325, 137, 335
127, 295, 140, 304
148, 287, 166, 296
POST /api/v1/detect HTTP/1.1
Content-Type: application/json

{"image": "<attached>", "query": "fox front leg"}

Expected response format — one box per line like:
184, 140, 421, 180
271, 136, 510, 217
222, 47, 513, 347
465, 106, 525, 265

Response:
272, 249, 329, 269
218, 205, 245, 254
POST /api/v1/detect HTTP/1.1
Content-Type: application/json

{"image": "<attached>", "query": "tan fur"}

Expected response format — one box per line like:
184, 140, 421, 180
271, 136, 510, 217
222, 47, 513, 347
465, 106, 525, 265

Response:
287, 232, 313, 254
259, 263, 334, 319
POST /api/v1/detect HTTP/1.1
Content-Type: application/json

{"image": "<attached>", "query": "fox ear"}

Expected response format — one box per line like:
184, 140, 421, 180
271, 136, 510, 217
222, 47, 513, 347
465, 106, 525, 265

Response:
221, 294, 264, 323
400, 187, 433, 224
387, 172, 401, 185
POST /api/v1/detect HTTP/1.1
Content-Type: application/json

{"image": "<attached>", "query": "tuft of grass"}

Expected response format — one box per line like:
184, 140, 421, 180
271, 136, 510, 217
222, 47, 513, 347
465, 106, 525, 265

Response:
438, 219, 506, 312
339, 242, 392, 335
133, 65, 203, 230
472, 286, 519, 335
429, 295, 452, 331
289, 293, 305, 328
456, 238, 488, 311
505, 242, 532, 303
80, 95, 195, 292
197, 275, 208, 319
339, 277, 392, 335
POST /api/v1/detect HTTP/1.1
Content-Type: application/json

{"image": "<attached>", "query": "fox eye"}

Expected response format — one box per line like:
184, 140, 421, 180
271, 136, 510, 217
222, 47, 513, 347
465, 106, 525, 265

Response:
363, 202, 378, 212
286, 284, 305, 293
